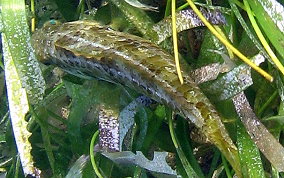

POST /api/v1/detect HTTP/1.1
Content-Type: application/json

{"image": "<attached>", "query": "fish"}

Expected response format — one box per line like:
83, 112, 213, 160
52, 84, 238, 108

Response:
31, 20, 240, 174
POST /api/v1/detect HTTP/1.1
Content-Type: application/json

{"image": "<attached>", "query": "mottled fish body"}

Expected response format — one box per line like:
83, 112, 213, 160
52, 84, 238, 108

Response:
32, 21, 240, 173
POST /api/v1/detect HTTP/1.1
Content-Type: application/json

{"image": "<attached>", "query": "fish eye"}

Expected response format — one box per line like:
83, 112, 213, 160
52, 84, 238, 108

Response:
43, 19, 61, 28
49, 19, 58, 25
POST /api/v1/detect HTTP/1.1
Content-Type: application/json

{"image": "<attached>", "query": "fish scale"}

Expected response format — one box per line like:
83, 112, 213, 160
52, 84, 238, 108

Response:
32, 20, 241, 175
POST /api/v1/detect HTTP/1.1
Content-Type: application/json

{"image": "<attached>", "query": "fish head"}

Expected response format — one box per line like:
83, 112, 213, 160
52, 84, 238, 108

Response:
31, 20, 62, 64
